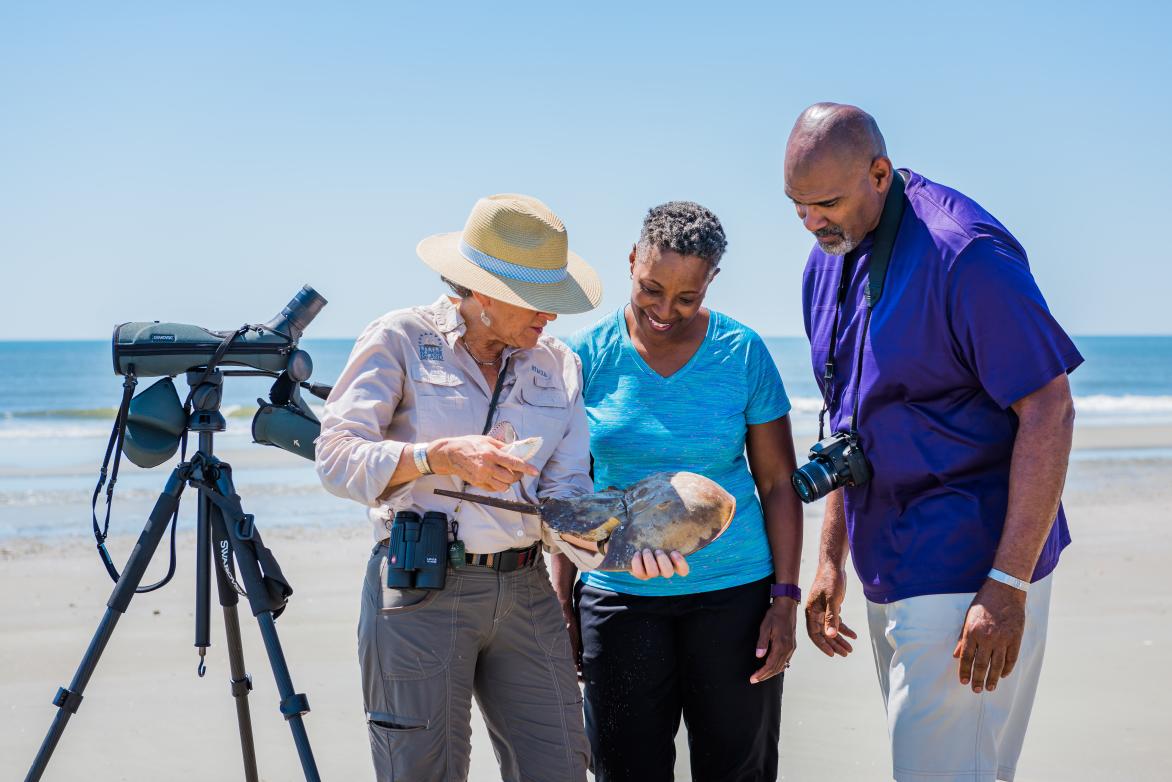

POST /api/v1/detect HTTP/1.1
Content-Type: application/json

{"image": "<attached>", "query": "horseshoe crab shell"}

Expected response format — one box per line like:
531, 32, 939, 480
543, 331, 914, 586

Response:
540, 472, 736, 571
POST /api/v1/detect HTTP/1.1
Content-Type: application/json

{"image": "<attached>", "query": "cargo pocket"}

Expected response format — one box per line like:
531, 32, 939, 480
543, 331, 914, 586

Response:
367, 710, 436, 782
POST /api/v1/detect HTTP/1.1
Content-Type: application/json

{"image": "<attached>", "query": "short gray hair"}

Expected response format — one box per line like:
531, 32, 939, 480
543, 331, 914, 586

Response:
636, 201, 728, 271
441, 276, 473, 299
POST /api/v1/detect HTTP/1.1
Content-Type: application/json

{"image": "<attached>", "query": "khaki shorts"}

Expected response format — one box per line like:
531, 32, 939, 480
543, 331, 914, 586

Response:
359, 543, 589, 782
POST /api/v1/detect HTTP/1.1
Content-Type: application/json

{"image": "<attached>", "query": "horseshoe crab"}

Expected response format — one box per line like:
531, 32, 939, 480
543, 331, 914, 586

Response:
434, 471, 735, 571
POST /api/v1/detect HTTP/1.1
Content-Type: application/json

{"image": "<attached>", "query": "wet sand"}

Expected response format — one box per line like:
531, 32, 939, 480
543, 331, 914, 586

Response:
1, 453, 1170, 780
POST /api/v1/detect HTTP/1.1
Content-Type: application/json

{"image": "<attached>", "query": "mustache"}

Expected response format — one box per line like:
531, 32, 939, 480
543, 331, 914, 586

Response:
814, 226, 844, 239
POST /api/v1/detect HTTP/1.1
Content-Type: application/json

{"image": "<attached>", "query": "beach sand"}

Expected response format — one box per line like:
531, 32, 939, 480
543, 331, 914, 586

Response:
2, 441, 1170, 780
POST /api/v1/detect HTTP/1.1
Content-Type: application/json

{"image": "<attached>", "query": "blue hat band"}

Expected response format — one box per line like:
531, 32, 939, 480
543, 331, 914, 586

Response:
459, 240, 568, 284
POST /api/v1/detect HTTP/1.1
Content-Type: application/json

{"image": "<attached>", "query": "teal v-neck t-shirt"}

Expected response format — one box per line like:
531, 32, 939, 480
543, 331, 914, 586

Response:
565, 307, 791, 595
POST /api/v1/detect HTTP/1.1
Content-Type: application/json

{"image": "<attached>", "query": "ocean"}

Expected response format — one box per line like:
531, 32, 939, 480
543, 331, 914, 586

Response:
1, 336, 1169, 540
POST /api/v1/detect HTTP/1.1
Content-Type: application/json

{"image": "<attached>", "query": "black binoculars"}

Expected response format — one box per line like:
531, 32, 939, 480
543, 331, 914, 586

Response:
386, 511, 449, 590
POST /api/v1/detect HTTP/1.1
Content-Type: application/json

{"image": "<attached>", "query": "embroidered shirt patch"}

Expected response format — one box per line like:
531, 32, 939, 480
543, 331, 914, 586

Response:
418, 333, 444, 362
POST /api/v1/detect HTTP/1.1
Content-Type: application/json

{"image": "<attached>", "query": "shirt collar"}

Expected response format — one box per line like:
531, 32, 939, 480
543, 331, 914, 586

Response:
430, 295, 466, 346
428, 294, 524, 362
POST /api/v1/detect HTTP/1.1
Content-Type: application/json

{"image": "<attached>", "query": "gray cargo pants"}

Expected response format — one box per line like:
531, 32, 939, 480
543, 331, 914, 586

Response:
359, 542, 590, 782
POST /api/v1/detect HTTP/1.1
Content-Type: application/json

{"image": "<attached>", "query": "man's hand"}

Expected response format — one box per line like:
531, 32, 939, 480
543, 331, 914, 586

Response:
804, 562, 857, 657
429, 436, 538, 492
953, 579, 1027, 693
629, 549, 689, 580
751, 599, 797, 684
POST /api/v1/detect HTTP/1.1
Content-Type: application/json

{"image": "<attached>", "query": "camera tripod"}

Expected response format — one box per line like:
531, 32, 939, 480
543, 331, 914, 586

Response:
25, 369, 321, 781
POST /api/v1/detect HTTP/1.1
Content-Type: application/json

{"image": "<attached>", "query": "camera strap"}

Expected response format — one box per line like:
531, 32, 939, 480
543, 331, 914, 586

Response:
818, 170, 907, 440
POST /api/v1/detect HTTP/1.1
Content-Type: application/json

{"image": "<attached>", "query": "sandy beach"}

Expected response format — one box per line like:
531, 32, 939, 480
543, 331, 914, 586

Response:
2, 433, 1170, 781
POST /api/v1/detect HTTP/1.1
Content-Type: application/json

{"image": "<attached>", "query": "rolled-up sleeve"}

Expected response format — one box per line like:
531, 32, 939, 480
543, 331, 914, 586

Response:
315, 323, 410, 506
536, 351, 605, 571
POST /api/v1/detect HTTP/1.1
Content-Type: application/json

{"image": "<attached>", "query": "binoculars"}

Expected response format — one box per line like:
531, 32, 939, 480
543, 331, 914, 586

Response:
386, 511, 449, 590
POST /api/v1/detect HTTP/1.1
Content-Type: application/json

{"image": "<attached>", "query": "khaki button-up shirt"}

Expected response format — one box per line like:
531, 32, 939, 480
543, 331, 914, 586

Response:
316, 295, 602, 569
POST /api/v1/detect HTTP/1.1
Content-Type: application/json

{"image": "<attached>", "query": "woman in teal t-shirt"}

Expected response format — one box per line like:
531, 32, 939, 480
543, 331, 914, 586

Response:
554, 202, 804, 781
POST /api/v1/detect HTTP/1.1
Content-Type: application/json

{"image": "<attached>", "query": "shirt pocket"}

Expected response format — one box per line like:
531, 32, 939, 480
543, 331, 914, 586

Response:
518, 376, 570, 466
519, 373, 568, 410
411, 364, 476, 440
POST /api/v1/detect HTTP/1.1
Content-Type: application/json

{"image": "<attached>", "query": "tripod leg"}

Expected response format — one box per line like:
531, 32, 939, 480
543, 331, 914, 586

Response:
256, 613, 320, 782
25, 469, 186, 782
206, 472, 321, 782
211, 528, 261, 782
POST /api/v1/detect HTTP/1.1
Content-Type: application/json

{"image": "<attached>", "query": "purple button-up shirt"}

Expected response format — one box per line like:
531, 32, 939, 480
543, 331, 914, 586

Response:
802, 170, 1084, 603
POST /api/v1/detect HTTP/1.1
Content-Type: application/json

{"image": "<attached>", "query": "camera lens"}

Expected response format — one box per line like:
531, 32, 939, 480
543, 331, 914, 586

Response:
791, 459, 837, 504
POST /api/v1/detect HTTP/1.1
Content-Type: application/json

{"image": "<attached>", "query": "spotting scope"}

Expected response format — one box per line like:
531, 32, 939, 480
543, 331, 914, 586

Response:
112, 286, 326, 377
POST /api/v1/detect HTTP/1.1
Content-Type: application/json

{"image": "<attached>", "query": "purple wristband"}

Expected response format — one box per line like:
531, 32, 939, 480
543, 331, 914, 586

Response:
770, 583, 801, 602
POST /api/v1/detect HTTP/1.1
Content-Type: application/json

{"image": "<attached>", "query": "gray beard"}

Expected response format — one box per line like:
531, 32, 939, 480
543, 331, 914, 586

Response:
816, 231, 861, 256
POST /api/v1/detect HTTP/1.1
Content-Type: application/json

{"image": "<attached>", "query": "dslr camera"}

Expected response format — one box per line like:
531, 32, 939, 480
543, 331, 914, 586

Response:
791, 432, 872, 504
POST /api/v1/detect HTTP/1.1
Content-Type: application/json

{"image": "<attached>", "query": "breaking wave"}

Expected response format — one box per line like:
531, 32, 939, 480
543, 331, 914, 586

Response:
3, 396, 1171, 441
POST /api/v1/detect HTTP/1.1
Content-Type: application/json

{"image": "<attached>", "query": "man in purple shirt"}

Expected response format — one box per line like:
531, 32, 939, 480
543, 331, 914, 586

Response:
785, 103, 1081, 782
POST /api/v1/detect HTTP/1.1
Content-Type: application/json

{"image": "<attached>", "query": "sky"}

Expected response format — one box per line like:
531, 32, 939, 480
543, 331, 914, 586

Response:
1, 1, 1169, 340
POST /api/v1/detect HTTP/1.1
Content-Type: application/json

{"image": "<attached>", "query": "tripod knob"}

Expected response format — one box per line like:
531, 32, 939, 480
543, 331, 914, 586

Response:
192, 383, 222, 411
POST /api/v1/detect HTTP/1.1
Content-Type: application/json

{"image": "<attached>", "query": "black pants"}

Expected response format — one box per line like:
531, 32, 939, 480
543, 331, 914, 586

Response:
576, 577, 782, 782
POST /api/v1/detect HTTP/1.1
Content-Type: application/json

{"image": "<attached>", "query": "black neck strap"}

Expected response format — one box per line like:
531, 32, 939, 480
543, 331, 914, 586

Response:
481, 355, 513, 435
818, 170, 907, 440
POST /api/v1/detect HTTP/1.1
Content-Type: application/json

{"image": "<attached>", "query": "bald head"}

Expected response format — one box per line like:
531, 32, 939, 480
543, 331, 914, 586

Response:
783, 103, 894, 256
786, 102, 887, 175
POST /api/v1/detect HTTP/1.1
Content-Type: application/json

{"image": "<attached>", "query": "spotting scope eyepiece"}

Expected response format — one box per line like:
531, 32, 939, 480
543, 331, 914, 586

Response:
264, 286, 327, 342
111, 285, 328, 378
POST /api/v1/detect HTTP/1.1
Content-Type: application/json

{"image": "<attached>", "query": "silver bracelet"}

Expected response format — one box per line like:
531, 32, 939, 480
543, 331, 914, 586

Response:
987, 567, 1029, 593
412, 442, 433, 476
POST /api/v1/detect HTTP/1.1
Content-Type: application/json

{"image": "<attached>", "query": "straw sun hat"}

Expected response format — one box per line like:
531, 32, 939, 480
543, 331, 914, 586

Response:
416, 193, 603, 315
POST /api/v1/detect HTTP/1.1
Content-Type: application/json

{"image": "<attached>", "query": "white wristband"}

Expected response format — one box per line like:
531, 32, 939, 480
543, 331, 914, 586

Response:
412, 443, 433, 476
987, 568, 1029, 593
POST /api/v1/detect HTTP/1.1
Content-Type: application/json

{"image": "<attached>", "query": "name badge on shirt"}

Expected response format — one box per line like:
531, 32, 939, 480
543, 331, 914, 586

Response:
418, 332, 445, 362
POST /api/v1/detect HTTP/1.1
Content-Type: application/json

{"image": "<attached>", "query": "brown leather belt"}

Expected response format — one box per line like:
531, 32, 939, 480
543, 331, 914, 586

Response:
464, 543, 541, 572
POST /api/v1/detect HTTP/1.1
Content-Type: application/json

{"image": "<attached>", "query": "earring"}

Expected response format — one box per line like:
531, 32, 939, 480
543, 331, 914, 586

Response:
480, 311, 492, 327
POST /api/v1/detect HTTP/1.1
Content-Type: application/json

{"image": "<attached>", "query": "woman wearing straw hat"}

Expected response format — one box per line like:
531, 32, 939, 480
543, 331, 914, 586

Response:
555, 201, 804, 781
315, 194, 686, 781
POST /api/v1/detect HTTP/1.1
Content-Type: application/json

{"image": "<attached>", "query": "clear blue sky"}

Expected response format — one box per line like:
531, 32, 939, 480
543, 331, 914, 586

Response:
1, 1, 1168, 340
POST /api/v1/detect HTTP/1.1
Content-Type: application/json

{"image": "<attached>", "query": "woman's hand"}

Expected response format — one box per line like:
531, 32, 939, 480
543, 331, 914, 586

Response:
428, 436, 538, 492
558, 532, 599, 552
629, 549, 690, 580
751, 599, 797, 684
561, 601, 584, 680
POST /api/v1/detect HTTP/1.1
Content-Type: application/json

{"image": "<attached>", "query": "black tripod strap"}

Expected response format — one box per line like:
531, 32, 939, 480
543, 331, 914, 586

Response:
198, 467, 294, 618
91, 372, 137, 582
